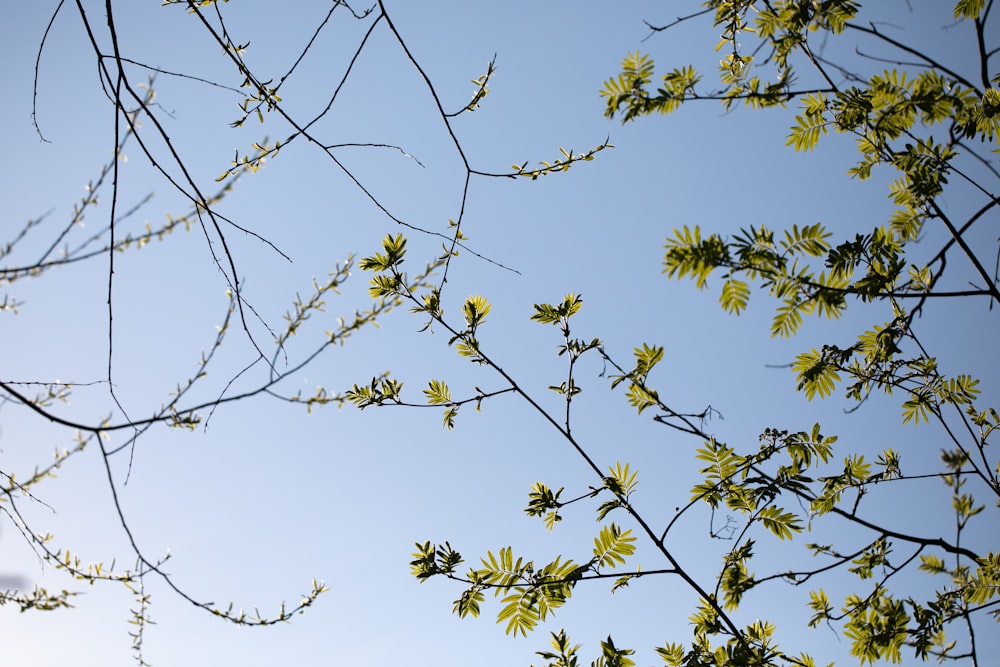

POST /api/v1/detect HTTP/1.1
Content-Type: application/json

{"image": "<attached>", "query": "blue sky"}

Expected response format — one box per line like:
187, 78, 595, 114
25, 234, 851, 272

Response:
1, 2, 997, 665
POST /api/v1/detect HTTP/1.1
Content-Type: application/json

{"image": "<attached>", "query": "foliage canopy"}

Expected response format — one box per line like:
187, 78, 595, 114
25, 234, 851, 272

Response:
2, 1, 998, 666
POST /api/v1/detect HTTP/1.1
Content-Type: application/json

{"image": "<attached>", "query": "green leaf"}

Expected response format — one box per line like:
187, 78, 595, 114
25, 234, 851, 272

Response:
792, 349, 842, 400
954, 0, 985, 19
632, 343, 664, 374
593, 524, 636, 569
594, 636, 635, 667
780, 223, 832, 257
624, 381, 658, 414
720, 556, 755, 611
719, 277, 750, 314
498, 588, 541, 636
771, 298, 805, 337
604, 462, 638, 498
601, 51, 657, 121
463, 295, 492, 327
757, 506, 802, 540
901, 386, 933, 425
525, 482, 565, 531
442, 406, 458, 430
965, 553, 1000, 605
787, 111, 829, 151
455, 336, 484, 362
654, 643, 686, 666
531, 294, 583, 325
663, 226, 729, 288
453, 588, 484, 618
423, 379, 452, 405
367, 274, 401, 298
535, 630, 581, 667
808, 589, 833, 628
360, 233, 407, 272
843, 589, 909, 664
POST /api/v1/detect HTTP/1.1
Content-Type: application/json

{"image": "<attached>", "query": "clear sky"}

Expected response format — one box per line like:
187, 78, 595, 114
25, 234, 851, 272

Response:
1, 2, 996, 666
